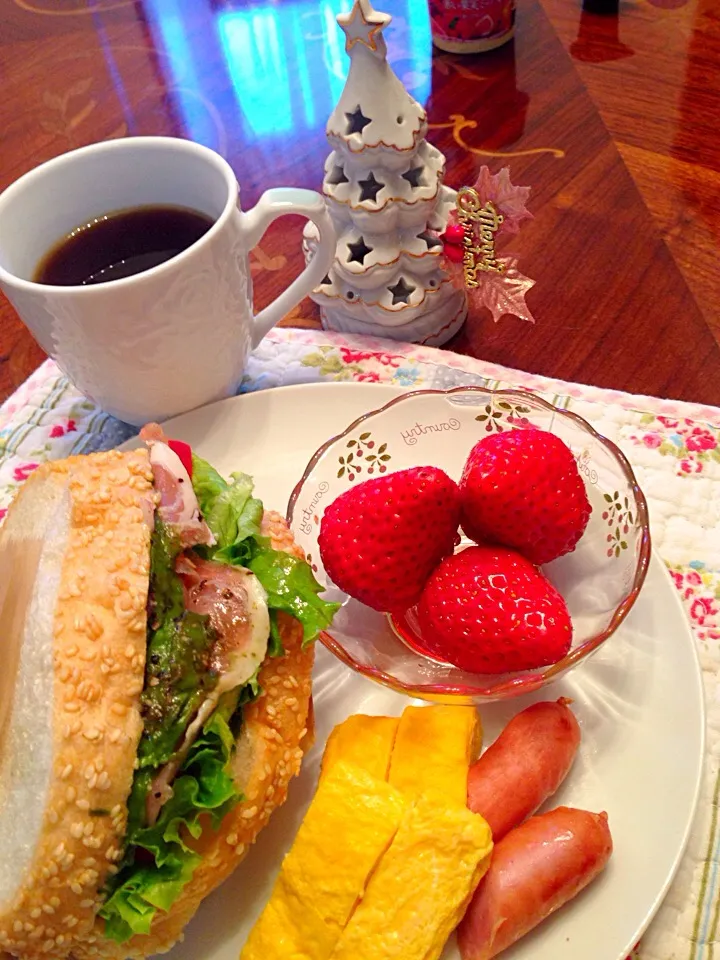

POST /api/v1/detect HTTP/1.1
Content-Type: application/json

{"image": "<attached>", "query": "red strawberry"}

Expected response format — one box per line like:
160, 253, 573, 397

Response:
318, 466, 460, 613
460, 429, 591, 565
417, 545, 572, 673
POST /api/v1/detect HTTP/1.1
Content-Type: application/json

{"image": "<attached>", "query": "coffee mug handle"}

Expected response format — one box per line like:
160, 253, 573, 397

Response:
239, 188, 335, 348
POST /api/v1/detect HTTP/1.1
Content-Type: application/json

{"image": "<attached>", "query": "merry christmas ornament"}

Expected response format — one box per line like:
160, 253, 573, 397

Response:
303, 0, 468, 346
438, 165, 537, 324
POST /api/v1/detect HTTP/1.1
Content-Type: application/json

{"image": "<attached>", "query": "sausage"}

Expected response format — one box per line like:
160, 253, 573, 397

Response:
457, 806, 612, 960
467, 698, 580, 840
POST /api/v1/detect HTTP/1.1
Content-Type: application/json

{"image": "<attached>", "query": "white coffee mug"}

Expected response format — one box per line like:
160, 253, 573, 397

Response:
0, 136, 335, 425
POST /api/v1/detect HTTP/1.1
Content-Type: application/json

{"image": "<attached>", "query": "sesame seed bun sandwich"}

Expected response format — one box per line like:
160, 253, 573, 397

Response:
0, 425, 339, 959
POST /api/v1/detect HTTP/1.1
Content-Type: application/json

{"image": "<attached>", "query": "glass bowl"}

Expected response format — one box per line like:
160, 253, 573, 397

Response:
287, 387, 651, 703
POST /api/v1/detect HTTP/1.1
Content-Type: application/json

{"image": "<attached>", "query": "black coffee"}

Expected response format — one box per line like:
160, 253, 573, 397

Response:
34, 205, 214, 286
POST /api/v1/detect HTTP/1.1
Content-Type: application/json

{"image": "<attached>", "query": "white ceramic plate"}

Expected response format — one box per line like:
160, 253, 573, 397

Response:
123, 383, 705, 960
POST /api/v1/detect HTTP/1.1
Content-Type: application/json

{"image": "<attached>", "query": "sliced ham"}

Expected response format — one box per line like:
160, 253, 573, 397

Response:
146, 557, 270, 824
140, 427, 213, 548
139, 422, 168, 444
177, 556, 270, 690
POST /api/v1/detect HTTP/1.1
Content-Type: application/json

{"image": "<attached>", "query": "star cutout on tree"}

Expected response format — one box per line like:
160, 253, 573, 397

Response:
327, 164, 349, 186
347, 236, 374, 264
337, 0, 391, 55
387, 277, 416, 305
402, 166, 425, 189
417, 231, 443, 249
358, 172, 385, 203
346, 106, 372, 136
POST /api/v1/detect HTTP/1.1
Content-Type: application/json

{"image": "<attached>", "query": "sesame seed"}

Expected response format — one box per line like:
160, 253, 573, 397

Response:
76, 798, 90, 811
226, 833, 238, 846
235, 843, 246, 856
70, 823, 84, 839
61, 764, 73, 780
30, 909, 41, 920
66, 786, 77, 802
241, 806, 258, 820
80, 899, 94, 909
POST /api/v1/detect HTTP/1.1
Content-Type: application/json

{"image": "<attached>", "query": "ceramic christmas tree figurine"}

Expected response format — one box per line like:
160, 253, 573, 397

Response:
303, 0, 467, 346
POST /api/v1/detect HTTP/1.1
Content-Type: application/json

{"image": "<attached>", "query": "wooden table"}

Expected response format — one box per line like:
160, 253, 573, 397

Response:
2, 0, 718, 406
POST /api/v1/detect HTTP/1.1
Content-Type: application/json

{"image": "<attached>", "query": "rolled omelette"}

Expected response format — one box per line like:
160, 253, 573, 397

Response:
240, 760, 406, 960
320, 715, 400, 783
330, 791, 493, 960
388, 705, 481, 805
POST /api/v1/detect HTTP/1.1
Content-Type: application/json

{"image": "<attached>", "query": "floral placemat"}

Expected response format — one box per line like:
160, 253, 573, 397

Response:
2, 327, 720, 959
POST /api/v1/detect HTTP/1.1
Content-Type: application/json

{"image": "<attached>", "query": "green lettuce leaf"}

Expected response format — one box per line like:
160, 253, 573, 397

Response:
191, 454, 339, 645
99, 710, 240, 943
249, 547, 339, 645
192, 454, 263, 555
268, 609, 284, 658
188, 455, 226, 510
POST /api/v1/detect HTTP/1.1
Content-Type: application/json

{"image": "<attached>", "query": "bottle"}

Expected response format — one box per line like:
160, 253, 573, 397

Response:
430, 0, 516, 54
